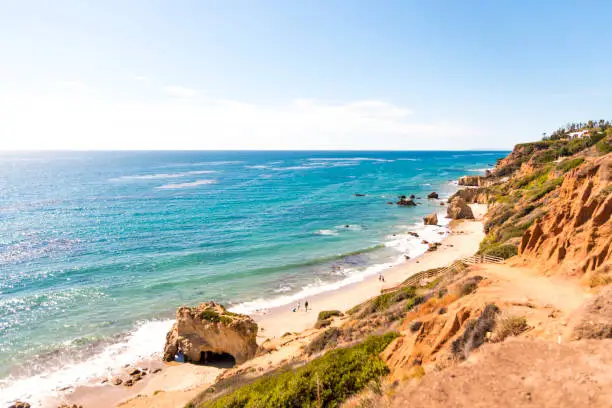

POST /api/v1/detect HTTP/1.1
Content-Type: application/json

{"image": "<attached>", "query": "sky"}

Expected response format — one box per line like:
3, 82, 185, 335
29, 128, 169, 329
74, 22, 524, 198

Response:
0, 0, 611, 150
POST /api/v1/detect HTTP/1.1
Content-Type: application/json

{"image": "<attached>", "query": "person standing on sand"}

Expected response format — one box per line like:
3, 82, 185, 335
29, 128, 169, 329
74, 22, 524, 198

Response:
297, 301, 301, 311
304, 300, 309, 312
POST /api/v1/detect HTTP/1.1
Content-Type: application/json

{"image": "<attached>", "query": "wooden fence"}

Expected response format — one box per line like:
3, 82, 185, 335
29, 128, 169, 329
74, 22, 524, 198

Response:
380, 254, 503, 294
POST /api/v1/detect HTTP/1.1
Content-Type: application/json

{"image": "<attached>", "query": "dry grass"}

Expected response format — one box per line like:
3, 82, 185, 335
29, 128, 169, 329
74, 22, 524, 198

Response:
493, 313, 528, 342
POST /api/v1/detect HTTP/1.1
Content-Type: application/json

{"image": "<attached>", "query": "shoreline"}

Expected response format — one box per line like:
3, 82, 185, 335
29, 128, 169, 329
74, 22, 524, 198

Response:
254, 204, 487, 338
47, 203, 486, 408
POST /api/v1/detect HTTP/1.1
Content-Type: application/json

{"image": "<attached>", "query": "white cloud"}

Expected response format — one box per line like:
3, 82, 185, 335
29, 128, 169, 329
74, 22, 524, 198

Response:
0, 90, 482, 150
163, 85, 198, 98
134, 76, 147, 81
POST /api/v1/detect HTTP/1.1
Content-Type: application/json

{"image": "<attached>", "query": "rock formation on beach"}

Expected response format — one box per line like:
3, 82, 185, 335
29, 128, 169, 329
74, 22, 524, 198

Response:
163, 302, 258, 365
397, 197, 417, 206
427, 192, 439, 199
423, 213, 438, 225
446, 197, 475, 219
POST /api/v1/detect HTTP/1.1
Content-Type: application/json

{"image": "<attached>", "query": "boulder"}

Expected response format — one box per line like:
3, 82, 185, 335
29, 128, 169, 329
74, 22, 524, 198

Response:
397, 197, 417, 206
409, 194, 416, 199
8, 402, 30, 408
427, 192, 439, 199
446, 197, 474, 219
163, 301, 258, 365
354, 193, 365, 197
423, 213, 438, 225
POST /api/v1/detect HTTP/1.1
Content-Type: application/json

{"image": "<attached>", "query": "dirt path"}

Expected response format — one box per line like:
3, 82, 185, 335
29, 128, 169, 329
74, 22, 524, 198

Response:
473, 263, 591, 313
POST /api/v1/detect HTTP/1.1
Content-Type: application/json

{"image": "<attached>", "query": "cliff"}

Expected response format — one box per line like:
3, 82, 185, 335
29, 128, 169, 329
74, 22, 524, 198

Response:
519, 155, 612, 283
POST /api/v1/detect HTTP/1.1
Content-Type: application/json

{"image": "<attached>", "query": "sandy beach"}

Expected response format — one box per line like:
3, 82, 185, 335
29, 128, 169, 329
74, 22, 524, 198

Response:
51, 204, 486, 408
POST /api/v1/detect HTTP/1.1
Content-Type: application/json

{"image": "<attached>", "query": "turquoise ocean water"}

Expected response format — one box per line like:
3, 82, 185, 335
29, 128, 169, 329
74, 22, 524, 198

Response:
0, 151, 504, 404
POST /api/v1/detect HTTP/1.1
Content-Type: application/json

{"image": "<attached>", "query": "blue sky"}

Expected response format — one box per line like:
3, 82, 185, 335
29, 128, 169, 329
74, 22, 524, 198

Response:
1, 0, 610, 150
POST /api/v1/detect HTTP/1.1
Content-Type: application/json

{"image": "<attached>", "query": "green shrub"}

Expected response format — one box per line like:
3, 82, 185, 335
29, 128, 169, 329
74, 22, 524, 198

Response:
361, 285, 418, 316
557, 157, 584, 172
482, 244, 518, 259
527, 177, 563, 201
317, 310, 343, 321
305, 327, 342, 355
596, 138, 612, 154
198, 309, 221, 323
200, 333, 399, 408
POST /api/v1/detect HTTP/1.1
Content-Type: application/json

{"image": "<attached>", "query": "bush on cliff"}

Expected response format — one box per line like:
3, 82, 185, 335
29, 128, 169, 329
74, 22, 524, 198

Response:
198, 333, 398, 408
317, 310, 343, 320
482, 243, 518, 259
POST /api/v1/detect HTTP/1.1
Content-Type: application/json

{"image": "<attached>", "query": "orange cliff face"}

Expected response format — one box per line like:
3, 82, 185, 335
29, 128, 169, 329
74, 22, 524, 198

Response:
519, 154, 612, 283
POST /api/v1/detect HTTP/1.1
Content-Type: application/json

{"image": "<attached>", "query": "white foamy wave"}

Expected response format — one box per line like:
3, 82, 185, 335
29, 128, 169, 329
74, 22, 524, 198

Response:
156, 179, 217, 189
273, 286, 293, 293
397, 158, 421, 161
229, 260, 398, 315
307, 157, 394, 162
316, 229, 339, 236
111, 170, 216, 181
244, 165, 270, 169
0, 320, 174, 408
385, 212, 450, 259
467, 167, 493, 173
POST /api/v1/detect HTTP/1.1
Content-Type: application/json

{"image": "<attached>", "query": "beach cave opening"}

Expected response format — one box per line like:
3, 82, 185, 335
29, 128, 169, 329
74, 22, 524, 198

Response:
198, 351, 236, 368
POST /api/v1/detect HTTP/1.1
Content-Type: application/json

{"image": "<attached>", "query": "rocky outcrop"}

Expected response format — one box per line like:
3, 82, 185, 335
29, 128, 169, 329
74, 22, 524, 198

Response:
397, 197, 417, 206
163, 302, 258, 364
519, 155, 612, 278
448, 188, 490, 204
458, 175, 492, 187
423, 213, 438, 225
8, 402, 30, 408
447, 197, 475, 219
427, 192, 439, 199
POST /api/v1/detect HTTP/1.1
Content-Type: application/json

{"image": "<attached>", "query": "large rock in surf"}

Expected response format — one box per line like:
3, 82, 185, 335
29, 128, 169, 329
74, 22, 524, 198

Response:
447, 197, 475, 219
423, 213, 438, 225
163, 302, 258, 365
427, 192, 439, 199
397, 197, 417, 206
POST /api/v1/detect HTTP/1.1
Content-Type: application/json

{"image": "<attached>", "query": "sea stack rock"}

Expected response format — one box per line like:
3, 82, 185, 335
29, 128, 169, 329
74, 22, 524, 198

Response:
163, 301, 258, 365
447, 197, 475, 219
427, 192, 439, 199
397, 197, 417, 206
423, 213, 438, 225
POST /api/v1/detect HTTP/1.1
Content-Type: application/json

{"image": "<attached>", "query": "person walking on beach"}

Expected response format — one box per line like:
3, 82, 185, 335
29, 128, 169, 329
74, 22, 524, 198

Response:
297, 301, 301, 311
304, 300, 309, 312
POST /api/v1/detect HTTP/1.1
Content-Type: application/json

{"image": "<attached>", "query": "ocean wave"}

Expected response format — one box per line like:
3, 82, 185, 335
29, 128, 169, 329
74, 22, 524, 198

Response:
397, 158, 421, 161
467, 167, 493, 173
0, 319, 174, 407
111, 170, 216, 181
244, 165, 270, 169
307, 157, 394, 162
156, 179, 217, 189
315, 229, 339, 236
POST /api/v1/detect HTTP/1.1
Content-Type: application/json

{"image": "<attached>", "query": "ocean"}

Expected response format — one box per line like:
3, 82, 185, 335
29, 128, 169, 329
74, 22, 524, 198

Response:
0, 150, 504, 405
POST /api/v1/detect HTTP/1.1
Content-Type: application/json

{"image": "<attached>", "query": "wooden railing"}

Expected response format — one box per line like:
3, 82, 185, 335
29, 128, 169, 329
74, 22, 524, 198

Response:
460, 254, 504, 264
380, 254, 503, 294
